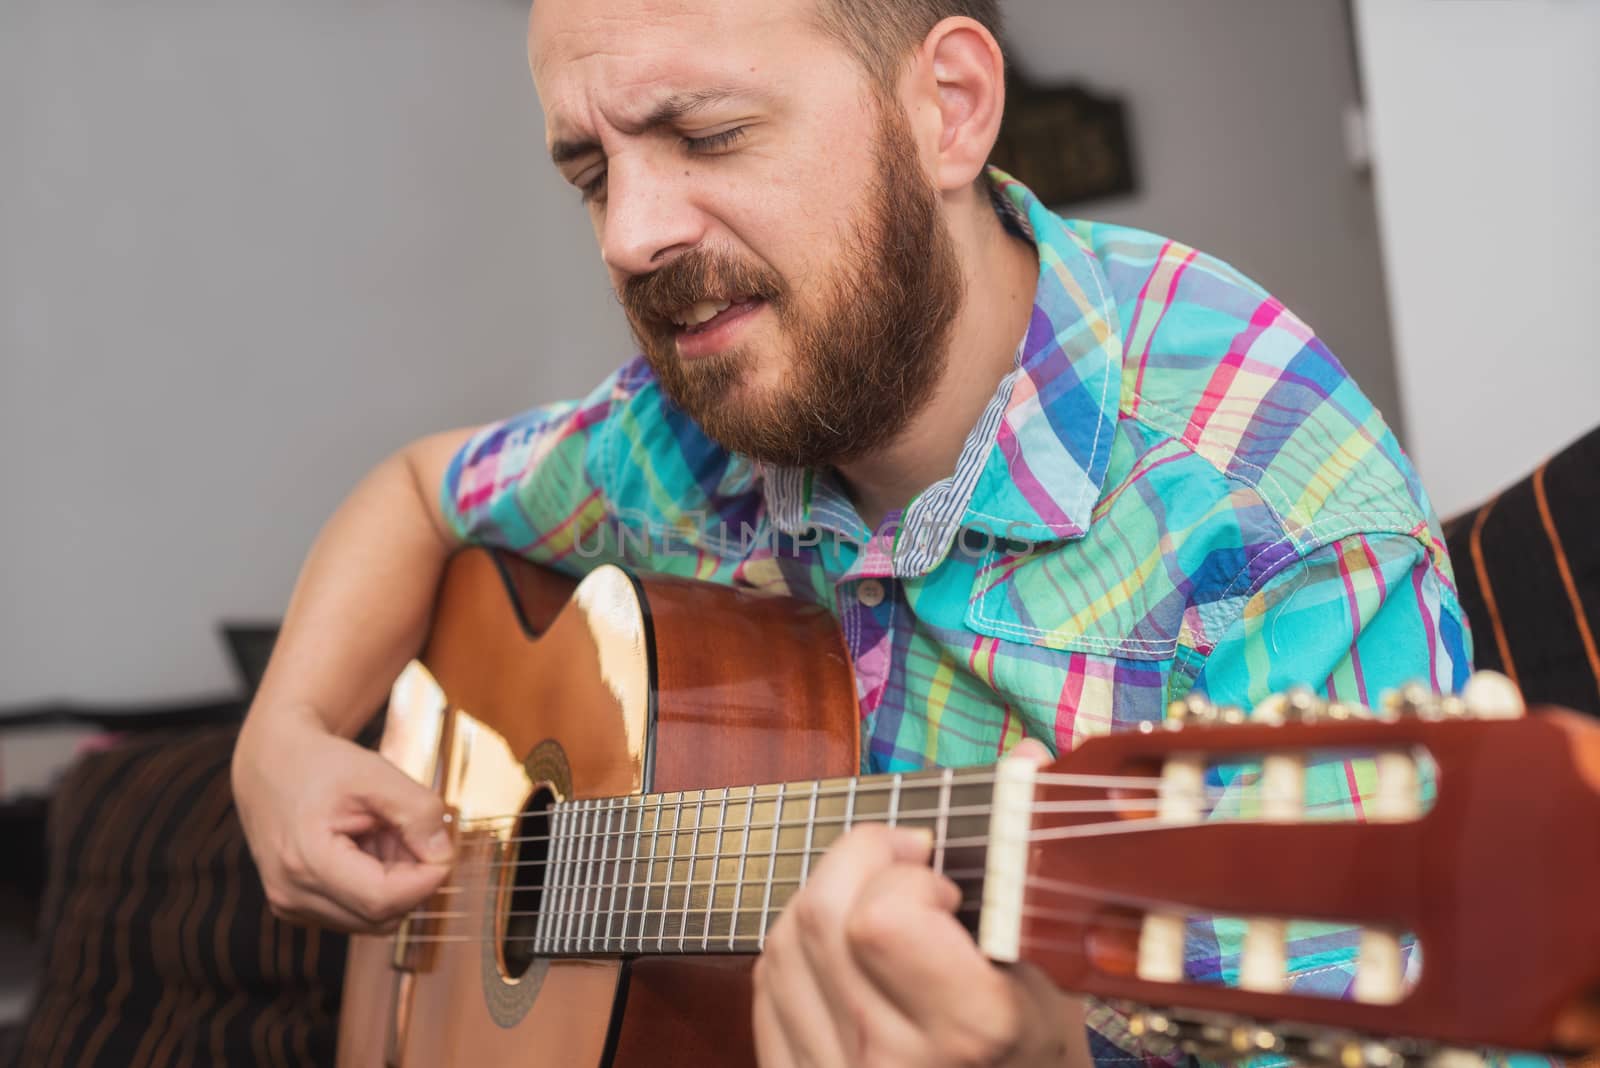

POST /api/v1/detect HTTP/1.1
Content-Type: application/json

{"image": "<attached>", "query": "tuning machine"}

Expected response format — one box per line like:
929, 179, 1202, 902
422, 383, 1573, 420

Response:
1165, 693, 1248, 729
1380, 671, 1524, 722
1120, 1005, 1488, 1068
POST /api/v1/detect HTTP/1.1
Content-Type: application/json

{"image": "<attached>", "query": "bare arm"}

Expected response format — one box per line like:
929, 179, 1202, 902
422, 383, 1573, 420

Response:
231, 427, 476, 931
248, 428, 470, 738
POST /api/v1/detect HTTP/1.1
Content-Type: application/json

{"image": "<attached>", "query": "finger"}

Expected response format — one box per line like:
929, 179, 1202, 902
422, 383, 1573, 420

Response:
1005, 737, 1054, 767
264, 877, 385, 933
339, 750, 454, 864
755, 952, 844, 1068
789, 825, 926, 1055
751, 982, 798, 1068
306, 828, 451, 926
846, 864, 1016, 1045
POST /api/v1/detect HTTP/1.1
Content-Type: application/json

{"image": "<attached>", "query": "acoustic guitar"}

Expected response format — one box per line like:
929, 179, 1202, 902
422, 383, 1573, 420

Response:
337, 548, 1600, 1067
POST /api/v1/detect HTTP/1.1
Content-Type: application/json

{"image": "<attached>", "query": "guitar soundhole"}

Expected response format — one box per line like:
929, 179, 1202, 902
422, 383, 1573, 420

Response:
501, 785, 556, 978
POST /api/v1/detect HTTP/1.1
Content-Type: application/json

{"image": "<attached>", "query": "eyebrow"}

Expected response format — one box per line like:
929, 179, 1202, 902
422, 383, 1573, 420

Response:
549, 86, 747, 166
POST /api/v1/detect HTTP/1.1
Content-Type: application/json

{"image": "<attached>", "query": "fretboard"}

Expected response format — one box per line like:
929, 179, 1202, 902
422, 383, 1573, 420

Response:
525, 768, 997, 956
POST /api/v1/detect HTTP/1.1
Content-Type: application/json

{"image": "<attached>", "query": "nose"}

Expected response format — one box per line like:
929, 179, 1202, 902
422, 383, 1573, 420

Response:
599, 156, 706, 280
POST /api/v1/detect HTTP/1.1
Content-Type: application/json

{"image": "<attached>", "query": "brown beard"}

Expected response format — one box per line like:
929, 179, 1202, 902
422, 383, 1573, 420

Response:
621, 104, 965, 468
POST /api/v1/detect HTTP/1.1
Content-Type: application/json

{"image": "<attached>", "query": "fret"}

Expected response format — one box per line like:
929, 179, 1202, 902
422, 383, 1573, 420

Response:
756, 782, 786, 949
700, 787, 730, 949
566, 799, 593, 954
593, 798, 617, 952
653, 792, 682, 950
798, 779, 821, 888
582, 799, 601, 952
603, 799, 629, 952
850, 772, 898, 826
809, 775, 866, 872
582, 798, 605, 953
630, 794, 661, 952
533, 805, 563, 955
677, 789, 705, 951
553, 805, 579, 952
727, 785, 757, 950
545, 803, 564, 955
617, 797, 637, 950
933, 767, 953, 874
946, 777, 999, 933
888, 774, 902, 827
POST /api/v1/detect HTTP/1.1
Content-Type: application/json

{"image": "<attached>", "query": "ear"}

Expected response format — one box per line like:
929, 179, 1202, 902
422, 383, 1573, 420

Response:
900, 17, 1006, 193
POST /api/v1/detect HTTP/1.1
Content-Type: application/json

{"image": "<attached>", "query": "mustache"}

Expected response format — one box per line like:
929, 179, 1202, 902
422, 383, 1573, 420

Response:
621, 248, 784, 327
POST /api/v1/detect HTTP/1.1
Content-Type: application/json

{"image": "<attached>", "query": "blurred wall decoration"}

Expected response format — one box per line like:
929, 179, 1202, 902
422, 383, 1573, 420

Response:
989, 74, 1139, 207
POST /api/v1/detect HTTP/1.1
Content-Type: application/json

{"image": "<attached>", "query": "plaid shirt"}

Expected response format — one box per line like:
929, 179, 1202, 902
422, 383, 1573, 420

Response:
443, 170, 1472, 1065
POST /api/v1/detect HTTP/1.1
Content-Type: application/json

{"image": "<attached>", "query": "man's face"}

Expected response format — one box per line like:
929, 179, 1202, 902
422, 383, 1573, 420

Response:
530, 0, 964, 467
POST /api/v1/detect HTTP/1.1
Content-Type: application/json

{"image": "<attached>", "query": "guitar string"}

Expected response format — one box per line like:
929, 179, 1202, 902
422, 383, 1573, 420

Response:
416, 790, 1358, 891
383, 883, 1163, 948
415, 804, 1216, 894
389, 812, 1248, 945
450, 795, 1187, 855
447, 769, 1223, 830
386, 767, 1388, 947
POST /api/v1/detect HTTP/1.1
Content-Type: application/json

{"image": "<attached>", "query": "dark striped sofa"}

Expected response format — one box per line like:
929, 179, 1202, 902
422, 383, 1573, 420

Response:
1443, 424, 1600, 717
4, 425, 1596, 1067
2, 728, 345, 1068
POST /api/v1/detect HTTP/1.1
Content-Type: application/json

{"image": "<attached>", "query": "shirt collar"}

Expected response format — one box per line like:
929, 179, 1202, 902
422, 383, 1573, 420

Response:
760, 168, 1125, 572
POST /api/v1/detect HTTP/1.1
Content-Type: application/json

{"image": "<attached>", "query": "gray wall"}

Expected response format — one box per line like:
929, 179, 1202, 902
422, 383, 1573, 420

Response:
1356, 0, 1600, 517
1, 1, 630, 704
1, 1, 1396, 706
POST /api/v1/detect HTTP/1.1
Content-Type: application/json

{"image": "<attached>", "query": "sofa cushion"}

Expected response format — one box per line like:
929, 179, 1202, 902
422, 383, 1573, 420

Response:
1443, 424, 1600, 717
7, 726, 346, 1068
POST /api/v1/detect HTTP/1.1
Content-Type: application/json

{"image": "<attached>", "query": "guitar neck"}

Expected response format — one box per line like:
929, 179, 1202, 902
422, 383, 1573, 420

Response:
525, 768, 998, 957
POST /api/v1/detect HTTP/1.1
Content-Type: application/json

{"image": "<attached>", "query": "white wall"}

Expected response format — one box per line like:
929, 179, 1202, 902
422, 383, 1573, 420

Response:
0, 0, 630, 705
1355, 0, 1600, 517
1, 1, 1395, 706
1006, 0, 1402, 442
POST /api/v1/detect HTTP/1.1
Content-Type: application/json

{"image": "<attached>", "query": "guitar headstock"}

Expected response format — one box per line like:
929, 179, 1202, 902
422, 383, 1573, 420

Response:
1008, 673, 1600, 1063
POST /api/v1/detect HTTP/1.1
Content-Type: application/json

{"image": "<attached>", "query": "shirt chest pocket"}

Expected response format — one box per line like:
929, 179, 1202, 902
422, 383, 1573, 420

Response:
963, 543, 1192, 661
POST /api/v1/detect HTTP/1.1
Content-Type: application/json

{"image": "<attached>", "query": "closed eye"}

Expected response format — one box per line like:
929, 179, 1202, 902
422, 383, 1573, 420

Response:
578, 169, 607, 204
684, 126, 747, 154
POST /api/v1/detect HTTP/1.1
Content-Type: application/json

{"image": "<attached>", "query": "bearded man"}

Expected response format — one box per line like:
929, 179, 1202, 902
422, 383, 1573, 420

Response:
232, 1, 1469, 1064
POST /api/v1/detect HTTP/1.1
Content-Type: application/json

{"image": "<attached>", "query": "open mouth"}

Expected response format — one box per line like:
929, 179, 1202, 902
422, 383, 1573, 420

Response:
670, 296, 765, 337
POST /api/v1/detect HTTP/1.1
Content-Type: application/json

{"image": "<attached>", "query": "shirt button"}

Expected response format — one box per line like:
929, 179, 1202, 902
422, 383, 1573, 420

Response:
856, 579, 886, 607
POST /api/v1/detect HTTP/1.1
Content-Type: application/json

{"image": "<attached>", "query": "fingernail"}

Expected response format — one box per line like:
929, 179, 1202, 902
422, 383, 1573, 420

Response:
896, 827, 934, 852
424, 828, 453, 863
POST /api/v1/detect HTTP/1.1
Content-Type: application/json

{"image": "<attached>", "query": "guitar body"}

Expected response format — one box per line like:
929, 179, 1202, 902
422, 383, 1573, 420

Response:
337, 549, 859, 1068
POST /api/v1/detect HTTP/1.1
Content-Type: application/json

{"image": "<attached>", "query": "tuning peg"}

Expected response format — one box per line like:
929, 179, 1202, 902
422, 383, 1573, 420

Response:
1255, 686, 1327, 724
1229, 1025, 1284, 1056
1166, 693, 1215, 727
1322, 700, 1369, 721
1381, 682, 1441, 719
1127, 1011, 1180, 1041
1460, 670, 1526, 720
1338, 1040, 1405, 1068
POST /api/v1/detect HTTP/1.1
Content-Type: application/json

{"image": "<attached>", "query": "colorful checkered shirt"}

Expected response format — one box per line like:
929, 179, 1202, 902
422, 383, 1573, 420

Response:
443, 170, 1473, 1065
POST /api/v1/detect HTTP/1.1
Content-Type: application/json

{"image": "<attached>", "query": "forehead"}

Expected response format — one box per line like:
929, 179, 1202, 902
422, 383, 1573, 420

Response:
529, 0, 832, 136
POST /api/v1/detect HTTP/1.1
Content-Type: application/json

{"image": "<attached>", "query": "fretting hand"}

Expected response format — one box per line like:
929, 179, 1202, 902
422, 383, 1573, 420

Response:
752, 739, 1092, 1068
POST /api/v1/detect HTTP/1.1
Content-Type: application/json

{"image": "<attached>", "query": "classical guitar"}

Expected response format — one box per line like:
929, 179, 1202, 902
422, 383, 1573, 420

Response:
337, 548, 1600, 1067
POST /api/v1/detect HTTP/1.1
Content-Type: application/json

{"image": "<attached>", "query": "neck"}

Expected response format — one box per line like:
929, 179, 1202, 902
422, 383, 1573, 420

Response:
837, 187, 1040, 530
526, 767, 999, 957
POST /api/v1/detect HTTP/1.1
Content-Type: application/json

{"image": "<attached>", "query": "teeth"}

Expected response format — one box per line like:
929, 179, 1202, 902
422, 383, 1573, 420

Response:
673, 299, 732, 327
